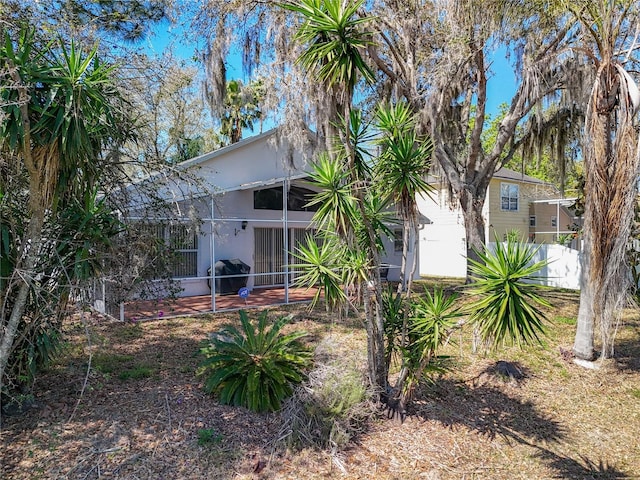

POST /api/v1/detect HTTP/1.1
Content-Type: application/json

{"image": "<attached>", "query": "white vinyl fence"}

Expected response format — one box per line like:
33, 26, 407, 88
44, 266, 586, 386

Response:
488, 242, 582, 290
421, 239, 583, 290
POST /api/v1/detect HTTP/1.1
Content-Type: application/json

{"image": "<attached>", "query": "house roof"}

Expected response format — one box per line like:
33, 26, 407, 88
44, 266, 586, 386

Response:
493, 168, 548, 185
177, 128, 278, 169
427, 167, 550, 186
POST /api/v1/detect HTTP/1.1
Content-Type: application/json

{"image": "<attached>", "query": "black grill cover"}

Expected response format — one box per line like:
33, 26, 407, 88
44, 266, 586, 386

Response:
208, 259, 250, 295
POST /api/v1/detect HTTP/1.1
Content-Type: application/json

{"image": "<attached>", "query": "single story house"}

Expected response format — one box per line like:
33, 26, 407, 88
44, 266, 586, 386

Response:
116, 129, 418, 311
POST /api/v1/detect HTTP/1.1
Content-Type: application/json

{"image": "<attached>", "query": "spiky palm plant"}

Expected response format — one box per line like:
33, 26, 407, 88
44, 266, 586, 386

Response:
467, 239, 551, 348
283, 0, 387, 393
305, 152, 358, 239
0, 28, 131, 397
199, 310, 311, 413
375, 102, 434, 294
290, 235, 346, 311
392, 288, 462, 408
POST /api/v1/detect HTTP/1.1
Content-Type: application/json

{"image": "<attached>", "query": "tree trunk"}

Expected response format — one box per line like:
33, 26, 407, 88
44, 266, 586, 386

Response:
0, 69, 45, 415
0, 211, 44, 417
406, 217, 419, 296
396, 220, 409, 294
342, 99, 388, 397
573, 63, 640, 363
459, 188, 486, 280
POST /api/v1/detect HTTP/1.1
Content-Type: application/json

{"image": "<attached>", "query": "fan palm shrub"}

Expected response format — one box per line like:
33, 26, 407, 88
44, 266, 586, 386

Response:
199, 310, 312, 413
467, 239, 551, 348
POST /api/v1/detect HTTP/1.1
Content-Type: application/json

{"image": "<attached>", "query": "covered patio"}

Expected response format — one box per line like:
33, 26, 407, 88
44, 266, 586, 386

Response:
123, 286, 320, 321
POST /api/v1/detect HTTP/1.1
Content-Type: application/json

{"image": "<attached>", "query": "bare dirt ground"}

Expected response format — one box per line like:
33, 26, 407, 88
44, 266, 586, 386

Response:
2, 285, 640, 479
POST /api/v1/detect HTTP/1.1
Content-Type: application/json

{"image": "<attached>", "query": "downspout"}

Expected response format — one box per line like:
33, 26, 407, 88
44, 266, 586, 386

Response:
557, 201, 560, 241
210, 195, 216, 312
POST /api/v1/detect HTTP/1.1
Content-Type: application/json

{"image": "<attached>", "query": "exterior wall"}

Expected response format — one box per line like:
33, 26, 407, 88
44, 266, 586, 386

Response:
485, 179, 554, 242
529, 202, 575, 245
179, 130, 312, 193
417, 189, 467, 278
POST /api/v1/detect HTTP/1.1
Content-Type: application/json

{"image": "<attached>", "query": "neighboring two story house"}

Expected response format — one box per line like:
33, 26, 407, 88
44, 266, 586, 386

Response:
417, 168, 577, 278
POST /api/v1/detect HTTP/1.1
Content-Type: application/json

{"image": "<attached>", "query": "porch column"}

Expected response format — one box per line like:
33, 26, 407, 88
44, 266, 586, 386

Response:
283, 177, 290, 304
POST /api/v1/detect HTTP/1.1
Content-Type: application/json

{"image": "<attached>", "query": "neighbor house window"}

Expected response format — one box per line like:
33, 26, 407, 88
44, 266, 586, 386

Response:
500, 183, 519, 211
551, 215, 557, 228
529, 216, 536, 227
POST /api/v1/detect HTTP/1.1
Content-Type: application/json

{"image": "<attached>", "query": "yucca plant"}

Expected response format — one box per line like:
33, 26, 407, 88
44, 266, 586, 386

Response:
467, 239, 551, 348
199, 310, 312, 413
393, 287, 462, 407
381, 285, 404, 372
290, 235, 347, 311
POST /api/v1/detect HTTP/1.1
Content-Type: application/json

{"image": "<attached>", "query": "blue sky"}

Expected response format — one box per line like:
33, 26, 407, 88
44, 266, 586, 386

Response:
485, 48, 517, 117
148, 23, 517, 120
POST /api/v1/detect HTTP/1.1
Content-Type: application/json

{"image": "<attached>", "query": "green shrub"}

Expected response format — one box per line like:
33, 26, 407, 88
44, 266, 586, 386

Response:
198, 310, 312, 413
408, 287, 462, 376
391, 287, 461, 407
118, 366, 154, 380
467, 239, 551, 348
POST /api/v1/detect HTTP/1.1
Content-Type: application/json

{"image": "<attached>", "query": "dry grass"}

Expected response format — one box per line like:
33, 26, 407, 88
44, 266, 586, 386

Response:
2, 282, 640, 479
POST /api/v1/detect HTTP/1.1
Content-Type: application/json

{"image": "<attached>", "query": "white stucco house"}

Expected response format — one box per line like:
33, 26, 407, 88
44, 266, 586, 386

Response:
119, 129, 418, 308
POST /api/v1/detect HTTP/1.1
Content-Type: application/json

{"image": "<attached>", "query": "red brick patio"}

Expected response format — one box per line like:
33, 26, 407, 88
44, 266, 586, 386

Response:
124, 286, 319, 321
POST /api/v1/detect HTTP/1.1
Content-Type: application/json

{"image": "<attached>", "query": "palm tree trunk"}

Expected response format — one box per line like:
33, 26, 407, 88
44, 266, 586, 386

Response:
407, 215, 420, 295
573, 62, 640, 362
342, 99, 388, 395
0, 75, 45, 414
574, 234, 595, 360
396, 219, 409, 295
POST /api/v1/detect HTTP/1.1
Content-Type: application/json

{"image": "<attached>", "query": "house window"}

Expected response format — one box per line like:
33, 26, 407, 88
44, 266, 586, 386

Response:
551, 215, 557, 228
529, 216, 536, 227
254, 185, 319, 212
393, 229, 411, 253
168, 224, 198, 278
500, 183, 519, 211
132, 222, 199, 279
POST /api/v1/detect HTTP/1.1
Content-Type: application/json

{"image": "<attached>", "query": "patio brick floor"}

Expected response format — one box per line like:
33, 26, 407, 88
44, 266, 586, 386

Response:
124, 286, 319, 321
